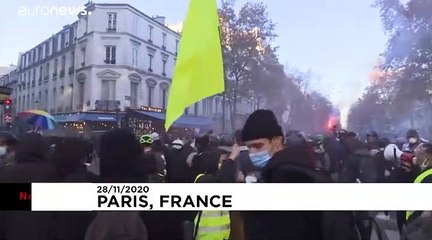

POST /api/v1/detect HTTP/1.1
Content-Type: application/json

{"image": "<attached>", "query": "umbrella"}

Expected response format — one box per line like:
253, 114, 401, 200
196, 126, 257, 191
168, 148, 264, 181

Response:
17, 110, 57, 130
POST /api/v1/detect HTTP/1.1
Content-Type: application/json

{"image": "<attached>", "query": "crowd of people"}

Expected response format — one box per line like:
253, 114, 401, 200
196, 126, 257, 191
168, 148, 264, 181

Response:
0, 109, 431, 240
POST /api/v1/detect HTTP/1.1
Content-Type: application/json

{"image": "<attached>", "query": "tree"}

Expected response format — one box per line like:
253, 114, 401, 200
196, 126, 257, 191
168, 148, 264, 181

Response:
349, 0, 432, 138
219, 0, 277, 131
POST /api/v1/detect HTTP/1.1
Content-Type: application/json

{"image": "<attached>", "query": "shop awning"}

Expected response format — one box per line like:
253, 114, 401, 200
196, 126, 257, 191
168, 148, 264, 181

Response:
134, 110, 212, 129
54, 113, 120, 123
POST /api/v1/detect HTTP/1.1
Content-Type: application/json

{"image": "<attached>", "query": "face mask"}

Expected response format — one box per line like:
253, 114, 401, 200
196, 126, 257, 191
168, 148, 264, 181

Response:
0, 146, 6, 156
408, 138, 418, 144
314, 148, 324, 154
249, 150, 271, 168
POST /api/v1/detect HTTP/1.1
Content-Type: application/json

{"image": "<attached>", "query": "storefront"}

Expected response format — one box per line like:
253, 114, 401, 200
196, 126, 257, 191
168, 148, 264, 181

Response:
126, 106, 213, 136
53, 111, 124, 133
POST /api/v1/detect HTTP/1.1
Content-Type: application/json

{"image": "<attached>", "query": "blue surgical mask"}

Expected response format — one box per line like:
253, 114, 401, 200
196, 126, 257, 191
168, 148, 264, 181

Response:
0, 146, 6, 156
249, 150, 271, 168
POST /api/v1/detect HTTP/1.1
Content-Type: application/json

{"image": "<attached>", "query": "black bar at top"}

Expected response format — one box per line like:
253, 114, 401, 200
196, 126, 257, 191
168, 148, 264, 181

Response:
0, 183, 31, 211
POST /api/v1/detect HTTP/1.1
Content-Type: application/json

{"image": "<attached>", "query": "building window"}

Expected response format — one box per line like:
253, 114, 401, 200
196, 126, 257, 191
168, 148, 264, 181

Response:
175, 40, 179, 54
162, 33, 167, 49
215, 97, 219, 113
130, 82, 138, 107
78, 82, 84, 109
202, 99, 208, 116
42, 44, 46, 59
81, 47, 86, 66
148, 86, 153, 106
60, 86, 65, 108
132, 48, 138, 67
54, 59, 58, 75
148, 54, 153, 72
107, 13, 117, 30
38, 46, 43, 60
61, 55, 66, 71
184, 108, 189, 115
47, 41, 52, 56
105, 46, 116, 64
36, 47, 39, 61
194, 103, 199, 115
101, 80, 116, 100
162, 88, 167, 109
73, 25, 77, 41
32, 50, 36, 64
208, 97, 213, 115
148, 25, 153, 42
162, 59, 167, 76
23, 95, 26, 110
60, 32, 65, 50
45, 62, 50, 78
65, 29, 70, 46
69, 84, 73, 110
52, 36, 57, 53
39, 66, 43, 83
71, 51, 75, 67
32, 69, 36, 81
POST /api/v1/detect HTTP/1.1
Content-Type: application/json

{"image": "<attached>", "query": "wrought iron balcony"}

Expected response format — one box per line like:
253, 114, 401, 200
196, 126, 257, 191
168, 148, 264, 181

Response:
95, 100, 120, 111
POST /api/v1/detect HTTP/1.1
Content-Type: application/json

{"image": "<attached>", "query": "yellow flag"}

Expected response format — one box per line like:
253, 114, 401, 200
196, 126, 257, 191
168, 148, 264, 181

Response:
164, 0, 224, 131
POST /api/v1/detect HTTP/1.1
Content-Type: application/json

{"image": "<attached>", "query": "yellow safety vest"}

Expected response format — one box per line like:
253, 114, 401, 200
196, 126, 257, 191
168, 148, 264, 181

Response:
406, 168, 432, 221
194, 174, 231, 240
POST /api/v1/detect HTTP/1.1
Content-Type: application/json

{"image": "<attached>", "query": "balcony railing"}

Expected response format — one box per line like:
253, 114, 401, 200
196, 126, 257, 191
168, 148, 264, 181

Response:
95, 100, 120, 111
104, 59, 116, 64
76, 103, 83, 111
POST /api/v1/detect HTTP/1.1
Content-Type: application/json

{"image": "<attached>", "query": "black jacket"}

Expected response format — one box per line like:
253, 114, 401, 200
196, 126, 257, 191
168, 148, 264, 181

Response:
244, 150, 331, 239
166, 148, 193, 183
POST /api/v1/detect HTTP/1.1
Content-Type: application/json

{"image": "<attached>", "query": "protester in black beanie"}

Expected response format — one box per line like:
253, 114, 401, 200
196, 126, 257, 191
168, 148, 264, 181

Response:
241, 109, 284, 169
240, 110, 333, 240
242, 109, 283, 142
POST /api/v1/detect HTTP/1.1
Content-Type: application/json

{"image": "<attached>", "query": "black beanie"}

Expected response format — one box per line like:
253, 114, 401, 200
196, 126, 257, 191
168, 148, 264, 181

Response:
241, 109, 283, 142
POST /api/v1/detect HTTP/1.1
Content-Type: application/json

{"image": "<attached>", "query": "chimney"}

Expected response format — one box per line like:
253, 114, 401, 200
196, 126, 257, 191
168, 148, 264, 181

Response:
153, 15, 166, 25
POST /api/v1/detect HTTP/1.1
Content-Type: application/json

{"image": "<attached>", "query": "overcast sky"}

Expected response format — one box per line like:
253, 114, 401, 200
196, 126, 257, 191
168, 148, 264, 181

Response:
0, 0, 387, 123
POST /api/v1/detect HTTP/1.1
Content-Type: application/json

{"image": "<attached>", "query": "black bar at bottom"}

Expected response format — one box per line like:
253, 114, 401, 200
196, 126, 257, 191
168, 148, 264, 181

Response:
0, 183, 31, 211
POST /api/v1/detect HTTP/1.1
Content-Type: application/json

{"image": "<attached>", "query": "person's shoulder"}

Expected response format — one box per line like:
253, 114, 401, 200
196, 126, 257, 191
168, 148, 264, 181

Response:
421, 171, 432, 183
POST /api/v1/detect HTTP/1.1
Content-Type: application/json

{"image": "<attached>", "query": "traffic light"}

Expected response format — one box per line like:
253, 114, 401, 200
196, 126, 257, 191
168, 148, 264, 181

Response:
4, 98, 12, 113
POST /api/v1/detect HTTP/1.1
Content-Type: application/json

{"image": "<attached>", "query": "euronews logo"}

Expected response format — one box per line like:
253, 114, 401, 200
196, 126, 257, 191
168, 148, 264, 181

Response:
17, 5, 92, 17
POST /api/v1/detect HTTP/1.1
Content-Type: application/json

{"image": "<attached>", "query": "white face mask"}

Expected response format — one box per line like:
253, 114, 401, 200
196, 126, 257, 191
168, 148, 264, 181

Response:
408, 137, 418, 144
0, 146, 7, 156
